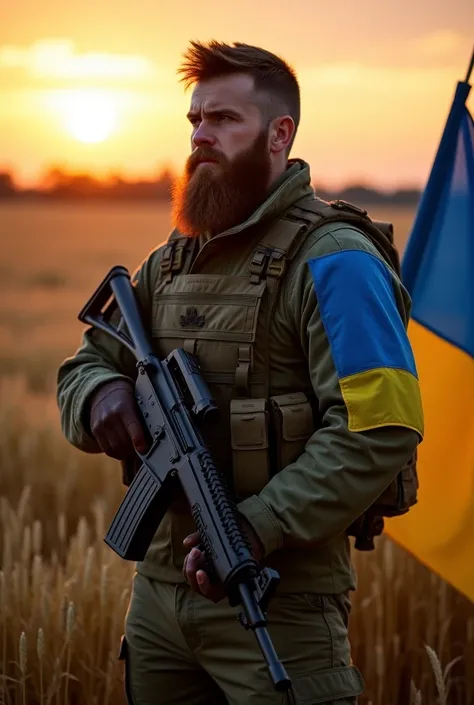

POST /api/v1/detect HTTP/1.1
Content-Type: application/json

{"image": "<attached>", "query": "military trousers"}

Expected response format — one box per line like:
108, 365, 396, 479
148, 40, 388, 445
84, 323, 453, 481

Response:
120, 572, 364, 705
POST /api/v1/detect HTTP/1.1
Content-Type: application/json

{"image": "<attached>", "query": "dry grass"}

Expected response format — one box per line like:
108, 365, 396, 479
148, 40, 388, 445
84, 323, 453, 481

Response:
0, 378, 133, 705
1, 202, 473, 704
1, 378, 473, 705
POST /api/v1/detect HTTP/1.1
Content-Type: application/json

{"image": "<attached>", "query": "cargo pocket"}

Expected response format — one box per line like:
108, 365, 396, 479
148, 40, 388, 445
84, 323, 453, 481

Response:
118, 635, 137, 705
230, 398, 270, 496
291, 664, 364, 704
270, 392, 314, 473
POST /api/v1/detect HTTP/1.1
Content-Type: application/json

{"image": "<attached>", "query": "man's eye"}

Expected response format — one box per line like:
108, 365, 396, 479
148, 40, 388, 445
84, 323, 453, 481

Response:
210, 115, 231, 123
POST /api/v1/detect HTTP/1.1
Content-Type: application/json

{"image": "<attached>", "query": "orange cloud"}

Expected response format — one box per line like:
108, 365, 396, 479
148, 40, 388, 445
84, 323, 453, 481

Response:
0, 39, 156, 80
412, 30, 468, 59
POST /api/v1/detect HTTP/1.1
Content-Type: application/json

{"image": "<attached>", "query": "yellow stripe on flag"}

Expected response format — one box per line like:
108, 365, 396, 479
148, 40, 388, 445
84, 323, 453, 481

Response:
386, 319, 474, 600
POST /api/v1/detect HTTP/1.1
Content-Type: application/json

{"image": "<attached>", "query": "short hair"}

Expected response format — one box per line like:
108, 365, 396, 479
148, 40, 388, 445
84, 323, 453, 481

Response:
177, 40, 300, 153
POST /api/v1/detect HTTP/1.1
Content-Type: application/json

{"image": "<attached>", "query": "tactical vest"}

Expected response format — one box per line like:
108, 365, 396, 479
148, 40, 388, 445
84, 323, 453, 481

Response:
151, 195, 418, 551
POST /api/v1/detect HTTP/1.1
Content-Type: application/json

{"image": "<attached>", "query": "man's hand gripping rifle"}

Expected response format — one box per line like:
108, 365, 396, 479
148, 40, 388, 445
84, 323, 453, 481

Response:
78, 266, 294, 700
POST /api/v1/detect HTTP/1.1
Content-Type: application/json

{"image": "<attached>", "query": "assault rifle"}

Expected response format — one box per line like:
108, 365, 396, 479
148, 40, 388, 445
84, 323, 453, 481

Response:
78, 266, 295, 701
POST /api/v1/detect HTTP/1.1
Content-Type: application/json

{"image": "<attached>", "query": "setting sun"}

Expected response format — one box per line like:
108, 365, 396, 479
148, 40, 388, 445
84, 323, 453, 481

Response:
60, 89, 119, 143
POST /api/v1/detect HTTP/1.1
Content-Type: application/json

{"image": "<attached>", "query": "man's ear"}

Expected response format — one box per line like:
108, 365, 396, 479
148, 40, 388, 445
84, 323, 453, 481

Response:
268, 115, 295, 155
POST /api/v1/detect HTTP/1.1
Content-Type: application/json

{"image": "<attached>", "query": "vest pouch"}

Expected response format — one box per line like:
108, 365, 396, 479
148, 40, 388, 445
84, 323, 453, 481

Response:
270, 392, 314, 473
230, 398, 270, 497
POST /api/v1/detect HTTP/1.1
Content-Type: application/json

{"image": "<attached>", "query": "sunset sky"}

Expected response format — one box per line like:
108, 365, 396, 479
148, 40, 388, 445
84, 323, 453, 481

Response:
1, 0, 473, 190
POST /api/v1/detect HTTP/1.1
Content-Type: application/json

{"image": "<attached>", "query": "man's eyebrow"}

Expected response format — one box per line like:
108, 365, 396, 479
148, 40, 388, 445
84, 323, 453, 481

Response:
186, 107, 243, 120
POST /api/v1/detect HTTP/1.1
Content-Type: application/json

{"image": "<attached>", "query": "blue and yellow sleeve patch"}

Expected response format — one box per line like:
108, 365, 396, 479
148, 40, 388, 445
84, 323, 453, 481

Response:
307, 249, 424, 437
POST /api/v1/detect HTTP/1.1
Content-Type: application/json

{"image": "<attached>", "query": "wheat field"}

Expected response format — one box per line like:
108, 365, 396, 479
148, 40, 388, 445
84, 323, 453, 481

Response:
0, 201, 473, 705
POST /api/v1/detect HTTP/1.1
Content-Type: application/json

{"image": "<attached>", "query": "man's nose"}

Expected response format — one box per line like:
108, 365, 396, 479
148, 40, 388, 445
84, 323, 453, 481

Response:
192, 123, 217, 148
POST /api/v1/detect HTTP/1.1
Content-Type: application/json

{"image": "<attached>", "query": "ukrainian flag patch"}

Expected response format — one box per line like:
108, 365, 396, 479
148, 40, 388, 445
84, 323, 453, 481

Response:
307, 249, 424, 437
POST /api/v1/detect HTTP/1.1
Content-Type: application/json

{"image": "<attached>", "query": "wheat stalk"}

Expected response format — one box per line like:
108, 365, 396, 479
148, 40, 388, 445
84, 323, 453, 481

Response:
32, 520, 43, 556
37, 627, 45, 705
1, 570, 6, 698
425, 644, 447, 705
410, 680, 423, 705
19, 631, 27, 705
64, 601, 76, 705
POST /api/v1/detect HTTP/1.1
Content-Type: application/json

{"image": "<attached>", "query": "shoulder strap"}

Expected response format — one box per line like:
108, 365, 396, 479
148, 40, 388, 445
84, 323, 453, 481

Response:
249, 194, 401, 285
289, 195, 401, 275
248, 194, 401, 397
247, 208, 317, 398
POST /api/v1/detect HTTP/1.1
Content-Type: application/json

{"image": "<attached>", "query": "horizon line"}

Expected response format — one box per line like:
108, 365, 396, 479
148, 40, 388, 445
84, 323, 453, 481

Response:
0, 165, 425, 196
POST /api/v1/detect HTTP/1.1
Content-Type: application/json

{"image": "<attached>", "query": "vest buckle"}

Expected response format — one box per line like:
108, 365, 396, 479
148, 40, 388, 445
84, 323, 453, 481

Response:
249, 247, 269, 284
266, 250, 286, 279
249, 247, 286, 283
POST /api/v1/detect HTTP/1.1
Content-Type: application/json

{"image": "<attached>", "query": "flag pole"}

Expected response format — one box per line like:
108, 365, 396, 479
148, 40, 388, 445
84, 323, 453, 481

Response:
465, 45, 474, 85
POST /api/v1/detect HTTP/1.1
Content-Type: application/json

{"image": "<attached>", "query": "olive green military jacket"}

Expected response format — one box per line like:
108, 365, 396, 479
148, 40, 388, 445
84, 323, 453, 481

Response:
57, 158, 423, 594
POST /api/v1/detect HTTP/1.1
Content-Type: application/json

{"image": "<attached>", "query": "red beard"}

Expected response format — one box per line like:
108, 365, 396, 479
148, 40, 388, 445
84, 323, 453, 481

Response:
171, 129, 272, 238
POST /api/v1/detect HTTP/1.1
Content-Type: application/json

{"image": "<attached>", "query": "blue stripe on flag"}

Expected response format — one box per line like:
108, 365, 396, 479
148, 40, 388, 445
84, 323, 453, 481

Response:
404, 100, 474, 358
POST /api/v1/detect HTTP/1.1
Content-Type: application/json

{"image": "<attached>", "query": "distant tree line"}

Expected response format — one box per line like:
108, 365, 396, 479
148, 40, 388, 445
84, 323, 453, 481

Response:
0, 167, 175, 201
0, 168, 421, 207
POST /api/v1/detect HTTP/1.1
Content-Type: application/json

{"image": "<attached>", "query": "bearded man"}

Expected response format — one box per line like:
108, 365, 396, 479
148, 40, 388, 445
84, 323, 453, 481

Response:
57, 40, 423, 705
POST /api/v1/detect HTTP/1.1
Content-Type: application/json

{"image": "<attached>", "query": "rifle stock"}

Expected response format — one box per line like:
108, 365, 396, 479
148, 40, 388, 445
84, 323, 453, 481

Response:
78, 266, 295, 698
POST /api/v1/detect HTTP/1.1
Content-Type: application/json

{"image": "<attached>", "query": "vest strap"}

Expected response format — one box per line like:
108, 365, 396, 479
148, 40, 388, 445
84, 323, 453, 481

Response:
256, 218, 307, 257
160, 243, 175, 283
235, 344, 252, 397
173, 240, 187, 271
160, 238, 191, 283
183, 338, 197, 355
247, 216, 311, 398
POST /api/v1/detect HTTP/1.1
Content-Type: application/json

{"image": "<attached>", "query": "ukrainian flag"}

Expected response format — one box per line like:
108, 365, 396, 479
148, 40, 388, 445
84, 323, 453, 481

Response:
386, 51, 474, 602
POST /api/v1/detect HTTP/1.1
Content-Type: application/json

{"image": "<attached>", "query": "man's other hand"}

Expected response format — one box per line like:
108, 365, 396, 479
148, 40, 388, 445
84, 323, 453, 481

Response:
89, 379, 149, 460
182, 514, 264, 602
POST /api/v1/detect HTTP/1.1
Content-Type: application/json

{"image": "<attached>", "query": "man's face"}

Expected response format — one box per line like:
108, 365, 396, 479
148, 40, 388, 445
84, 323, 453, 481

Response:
171, 73, 273, 237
